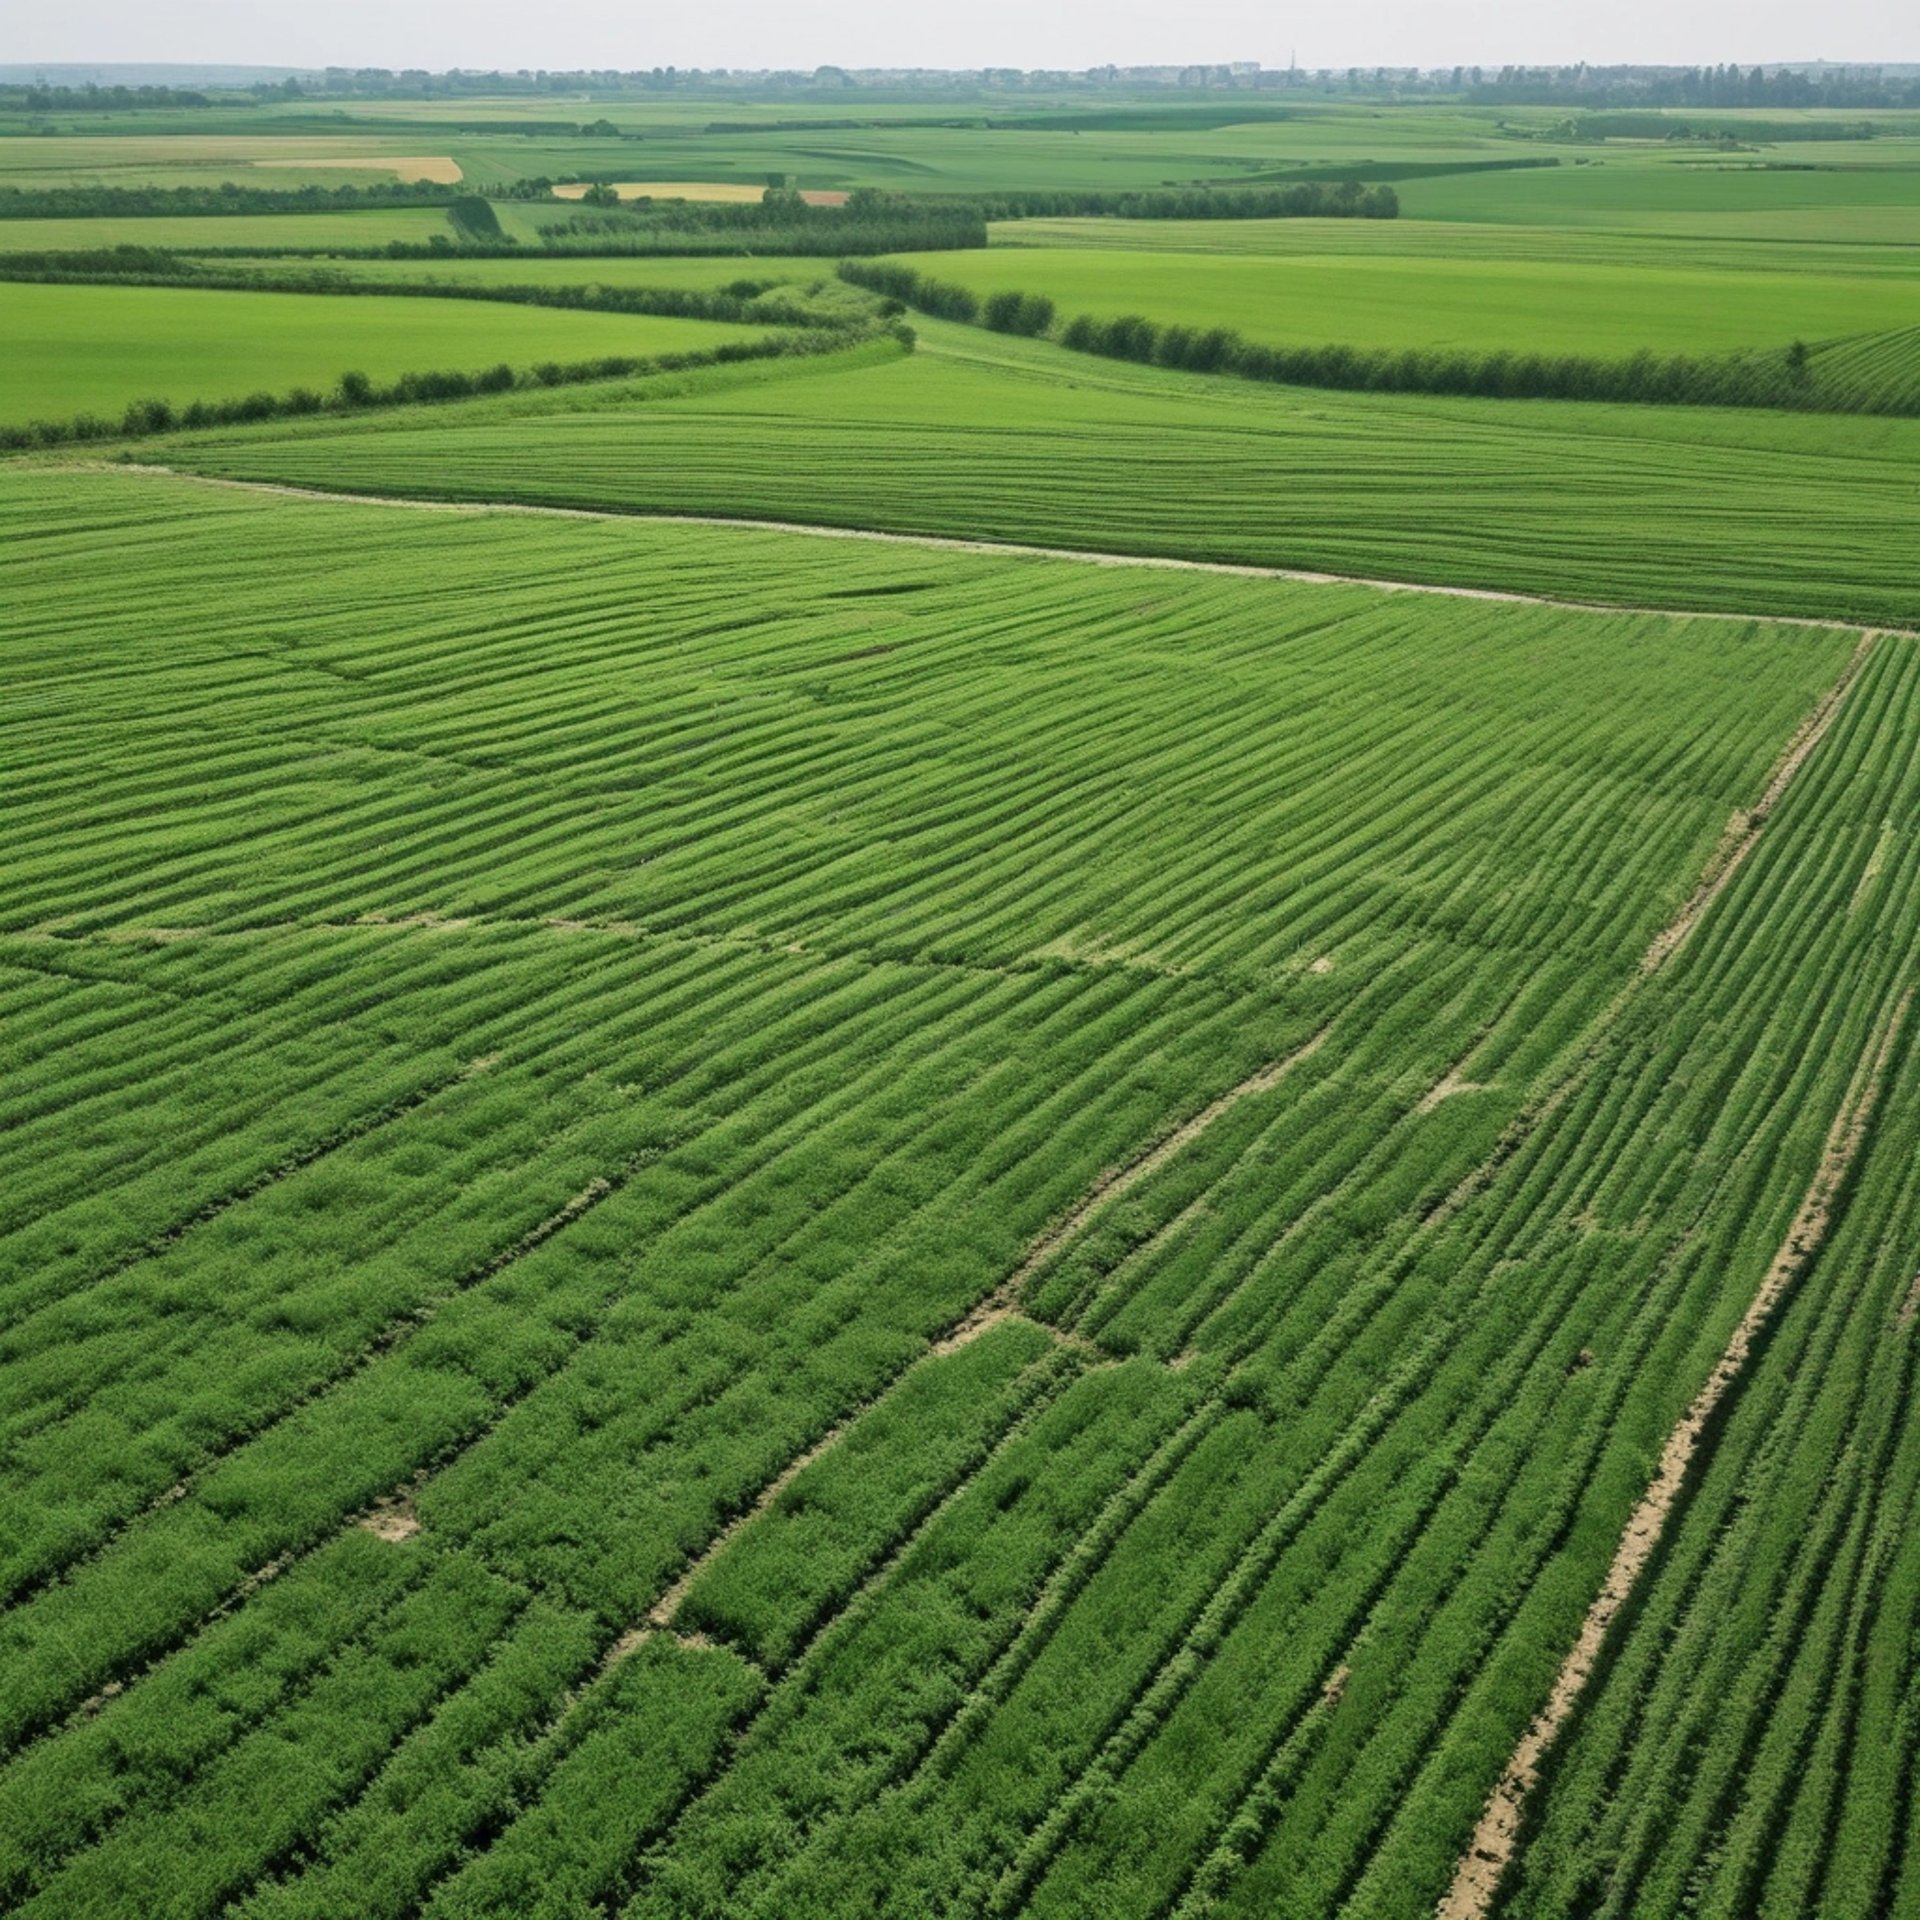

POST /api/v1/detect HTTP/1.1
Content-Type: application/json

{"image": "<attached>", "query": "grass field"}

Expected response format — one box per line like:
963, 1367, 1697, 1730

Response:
0, 283, 775, 426
7, 463, 1917, 1920
9, 79, 1920, 1920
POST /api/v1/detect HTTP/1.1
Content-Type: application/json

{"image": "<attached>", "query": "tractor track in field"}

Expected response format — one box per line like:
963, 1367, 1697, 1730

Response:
1440, 983, 1914, 1920
67, 465, 1919, 644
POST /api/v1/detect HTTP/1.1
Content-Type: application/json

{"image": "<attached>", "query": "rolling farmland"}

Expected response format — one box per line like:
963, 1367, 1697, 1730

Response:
8, 69, 1920, 1920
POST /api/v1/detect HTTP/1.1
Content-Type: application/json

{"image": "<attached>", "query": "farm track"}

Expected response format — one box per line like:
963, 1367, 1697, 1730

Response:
1441, 985, 1915, 1920
71, 465, 1919, 645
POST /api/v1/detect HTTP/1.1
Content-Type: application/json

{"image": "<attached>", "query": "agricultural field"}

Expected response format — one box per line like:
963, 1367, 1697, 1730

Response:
866, 243, 1920, 359
7, 71, 1920, 1920
170, 326, 1920, 627
0, 283, 778, 432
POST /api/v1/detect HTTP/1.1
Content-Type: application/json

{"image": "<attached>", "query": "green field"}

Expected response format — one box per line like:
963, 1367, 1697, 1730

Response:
0, 282, 774, 426
8, 463, 1919, 1920
9, 76, 1920, 1920
0, 208, 459, 251
882, 244, 1920, 358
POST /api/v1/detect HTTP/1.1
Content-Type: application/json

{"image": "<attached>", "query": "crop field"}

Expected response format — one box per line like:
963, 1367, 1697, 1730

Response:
6, 461, 1917, 1920
0, 283, 776, 429
169, 326, 1920, 628
8, 74, 1920, 1920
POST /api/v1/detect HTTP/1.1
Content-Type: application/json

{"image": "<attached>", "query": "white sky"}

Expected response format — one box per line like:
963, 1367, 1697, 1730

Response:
8, 0, 1916, 75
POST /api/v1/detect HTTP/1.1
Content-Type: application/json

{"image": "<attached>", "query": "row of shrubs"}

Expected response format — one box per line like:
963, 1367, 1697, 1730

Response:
839, 261, 1891, 415
978, 181, 1403, 221
0, 250, 873, 330
1051, 315, 1845, 409
0, 325, 908, 452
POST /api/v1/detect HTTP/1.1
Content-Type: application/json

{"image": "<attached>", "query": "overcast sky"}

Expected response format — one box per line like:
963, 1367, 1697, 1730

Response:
9, 0, 1916, 74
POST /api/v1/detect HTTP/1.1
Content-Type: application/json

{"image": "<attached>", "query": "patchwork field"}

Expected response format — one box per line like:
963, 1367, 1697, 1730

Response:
8, 74, 1920, 1920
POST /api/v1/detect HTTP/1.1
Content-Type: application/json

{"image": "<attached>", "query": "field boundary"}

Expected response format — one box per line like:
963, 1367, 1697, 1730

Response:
1439, 983, 1915, 1920
63, 464, 1919, 643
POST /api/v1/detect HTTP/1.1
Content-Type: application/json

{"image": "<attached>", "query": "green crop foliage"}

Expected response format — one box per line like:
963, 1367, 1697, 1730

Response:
875, 243, 1920, 363
3, 458, 1916, 1918
169, 323, 1920, 628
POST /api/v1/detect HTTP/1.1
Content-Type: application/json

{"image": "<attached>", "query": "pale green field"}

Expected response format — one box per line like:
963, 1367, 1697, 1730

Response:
0, 282, 771, 424
1399, 158, 1920, 240
990, 215, 1920, 278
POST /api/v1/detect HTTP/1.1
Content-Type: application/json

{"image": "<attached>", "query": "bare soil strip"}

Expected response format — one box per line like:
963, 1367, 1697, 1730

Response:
1642, 629, 1881, 972
1440, 985, 1913, 1920
647, 1033, 1327, 1632
76, 468, 1917, 644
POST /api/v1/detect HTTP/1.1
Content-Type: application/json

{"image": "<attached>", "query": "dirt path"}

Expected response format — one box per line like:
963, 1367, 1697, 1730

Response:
1440, 985, 1913, 1920
65, 465, 1916, 644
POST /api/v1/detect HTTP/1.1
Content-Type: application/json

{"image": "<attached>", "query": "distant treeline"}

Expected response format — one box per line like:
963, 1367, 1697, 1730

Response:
1462, 62, 1920, 109
979, 181, 1401, 220
0, 248, 869, 329
840, 261, 1908, 416
0, 181, 458, 220
3, 83, 216, 112
0, 324, 906, 452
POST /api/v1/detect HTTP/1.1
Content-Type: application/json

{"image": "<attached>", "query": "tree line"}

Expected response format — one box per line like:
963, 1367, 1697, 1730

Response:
0, 181, 459, 220
0, 249, 873, 330
979, 181, 1402, 220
